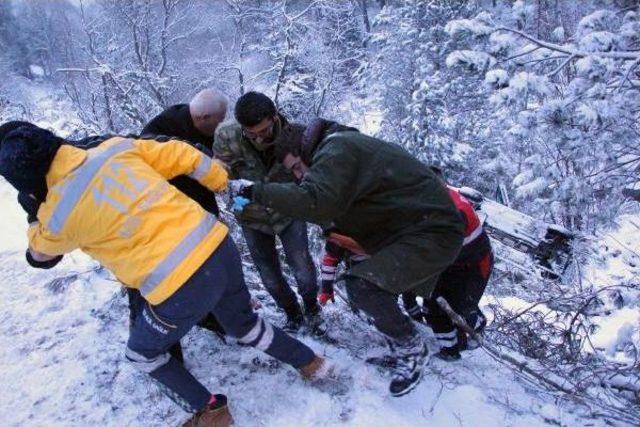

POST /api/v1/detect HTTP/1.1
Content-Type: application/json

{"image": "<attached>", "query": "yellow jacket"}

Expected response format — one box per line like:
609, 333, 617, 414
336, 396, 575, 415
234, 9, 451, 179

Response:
28, 136, 229, 305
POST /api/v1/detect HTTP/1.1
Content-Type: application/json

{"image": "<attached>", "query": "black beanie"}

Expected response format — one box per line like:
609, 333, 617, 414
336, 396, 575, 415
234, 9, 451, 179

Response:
0, 126, 64, 200
0, 121, 40, 148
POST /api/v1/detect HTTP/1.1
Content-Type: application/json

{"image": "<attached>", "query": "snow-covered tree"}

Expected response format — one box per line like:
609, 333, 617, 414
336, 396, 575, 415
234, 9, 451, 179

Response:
446, 2, 640, 231
57, 0, 197, 133
365, 1, 496, 189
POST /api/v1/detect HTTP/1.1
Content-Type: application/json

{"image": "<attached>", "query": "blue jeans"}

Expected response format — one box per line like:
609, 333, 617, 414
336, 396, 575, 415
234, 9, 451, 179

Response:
126, 237, 316, 412
243, 221, 318, 313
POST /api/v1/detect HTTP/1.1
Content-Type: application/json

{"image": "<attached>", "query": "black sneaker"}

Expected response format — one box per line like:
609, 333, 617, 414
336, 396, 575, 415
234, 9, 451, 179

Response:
388, 336, 429, 397
304, 302, 327, 336
282, 304, 304, 334
436, 346, 462, 361
283, 314, 303, 334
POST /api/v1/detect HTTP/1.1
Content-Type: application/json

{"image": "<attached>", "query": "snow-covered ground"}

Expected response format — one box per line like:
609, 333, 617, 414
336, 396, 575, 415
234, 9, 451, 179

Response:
1, 86, 637, 426
0, 177, 631, 427
584, 216, 640, 362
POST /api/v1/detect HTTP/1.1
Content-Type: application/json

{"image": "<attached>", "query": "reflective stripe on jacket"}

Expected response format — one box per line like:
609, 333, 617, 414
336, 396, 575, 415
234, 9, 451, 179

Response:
28, 137, 229, 304
447, 187, 482, 246
446, 187, 491, 265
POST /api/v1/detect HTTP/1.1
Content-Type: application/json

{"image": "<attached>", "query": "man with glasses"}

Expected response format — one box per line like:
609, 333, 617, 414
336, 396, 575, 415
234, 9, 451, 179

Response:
213, 92, 322, 335
231, 118, 465, 396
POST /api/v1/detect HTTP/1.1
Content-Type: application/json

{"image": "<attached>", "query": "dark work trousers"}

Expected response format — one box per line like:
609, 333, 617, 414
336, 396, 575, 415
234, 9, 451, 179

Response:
127, 173, 222, 362
127, 288, 224, 363
242, 221, 318, 313
423, 252, 493, 349
125, 237, 316, 412
344, 276, 417, 342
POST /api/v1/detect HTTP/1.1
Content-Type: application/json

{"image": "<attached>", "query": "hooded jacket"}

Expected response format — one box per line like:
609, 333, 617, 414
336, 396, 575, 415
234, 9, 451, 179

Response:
20, 136, 228, 304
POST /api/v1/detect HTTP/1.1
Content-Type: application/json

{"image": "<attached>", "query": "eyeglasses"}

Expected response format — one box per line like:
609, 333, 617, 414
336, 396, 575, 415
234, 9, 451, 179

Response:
243, 119, 275, 141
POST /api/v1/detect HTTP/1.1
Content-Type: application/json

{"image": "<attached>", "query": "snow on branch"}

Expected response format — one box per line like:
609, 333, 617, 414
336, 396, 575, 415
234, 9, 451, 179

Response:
446, 14, 639, 61
493, 27, 639, 61
445, 50, 496, 71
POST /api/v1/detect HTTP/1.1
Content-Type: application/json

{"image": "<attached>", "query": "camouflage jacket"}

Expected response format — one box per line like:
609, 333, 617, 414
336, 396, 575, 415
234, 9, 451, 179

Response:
213, 116, 303, 235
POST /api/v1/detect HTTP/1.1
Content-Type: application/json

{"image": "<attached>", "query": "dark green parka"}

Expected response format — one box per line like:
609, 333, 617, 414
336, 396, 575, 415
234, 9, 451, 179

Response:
253, 131, 465, 296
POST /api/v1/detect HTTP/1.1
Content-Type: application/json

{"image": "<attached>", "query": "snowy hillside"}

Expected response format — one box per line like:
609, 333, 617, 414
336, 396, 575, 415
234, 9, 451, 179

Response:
1, 0, 639, 425
0, 177, 635, 426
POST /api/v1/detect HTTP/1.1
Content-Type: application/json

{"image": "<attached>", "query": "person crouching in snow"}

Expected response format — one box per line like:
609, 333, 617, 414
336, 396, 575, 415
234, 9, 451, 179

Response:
402, 168, 493, 361
316, 170, 493, 363
0, 126, 328, 427
230, 118, 465, 397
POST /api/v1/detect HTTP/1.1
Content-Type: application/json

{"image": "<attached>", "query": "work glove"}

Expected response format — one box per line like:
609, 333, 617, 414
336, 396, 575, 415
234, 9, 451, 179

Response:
318, 290, 335, 306
232, 196, 251, 213
229, 179, 254, 213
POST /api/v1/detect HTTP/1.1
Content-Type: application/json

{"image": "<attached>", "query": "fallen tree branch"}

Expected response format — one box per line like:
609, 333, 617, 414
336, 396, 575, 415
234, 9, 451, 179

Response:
437, 296, 640, 425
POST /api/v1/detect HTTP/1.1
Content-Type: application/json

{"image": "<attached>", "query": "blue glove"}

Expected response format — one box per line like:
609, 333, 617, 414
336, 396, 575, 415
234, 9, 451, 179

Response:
232, 196, 251, 213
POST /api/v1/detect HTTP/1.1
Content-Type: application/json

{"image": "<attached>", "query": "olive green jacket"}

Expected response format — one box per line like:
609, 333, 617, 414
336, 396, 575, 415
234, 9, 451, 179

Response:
253, 131, 465, 296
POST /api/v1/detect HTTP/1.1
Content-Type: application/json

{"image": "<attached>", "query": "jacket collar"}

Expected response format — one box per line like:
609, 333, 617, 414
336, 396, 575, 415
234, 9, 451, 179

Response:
301, 119, 359, 165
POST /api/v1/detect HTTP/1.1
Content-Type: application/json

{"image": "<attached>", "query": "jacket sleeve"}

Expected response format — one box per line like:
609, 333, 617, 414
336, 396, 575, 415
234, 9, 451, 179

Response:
212, 131, 244, 180
28, 222, 76, 256
252, 145, 358, 223
134, 138, 228, 192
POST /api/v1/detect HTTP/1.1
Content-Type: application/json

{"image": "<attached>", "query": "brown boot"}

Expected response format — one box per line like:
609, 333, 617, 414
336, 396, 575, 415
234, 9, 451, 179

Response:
182, 395, 234, 427
299, 355, 330, 381
300, 355, 349, 394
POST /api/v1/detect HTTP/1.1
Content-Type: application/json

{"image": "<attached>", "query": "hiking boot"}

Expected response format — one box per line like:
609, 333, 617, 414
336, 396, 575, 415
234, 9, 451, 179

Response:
299, 355, 331, 381
300, 355, 350, 395
388, 335, 429, 397
182, 394, 233, 427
